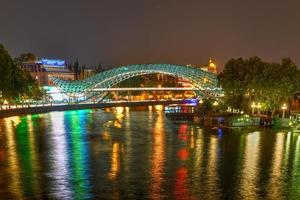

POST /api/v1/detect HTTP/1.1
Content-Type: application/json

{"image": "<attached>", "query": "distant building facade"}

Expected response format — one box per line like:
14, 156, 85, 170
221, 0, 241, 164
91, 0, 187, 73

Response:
20, 58, 75, 86
178, 58, 218, 88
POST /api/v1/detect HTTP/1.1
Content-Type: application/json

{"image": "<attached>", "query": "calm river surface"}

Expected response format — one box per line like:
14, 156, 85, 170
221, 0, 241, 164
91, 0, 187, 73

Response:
0, 106, 300, 200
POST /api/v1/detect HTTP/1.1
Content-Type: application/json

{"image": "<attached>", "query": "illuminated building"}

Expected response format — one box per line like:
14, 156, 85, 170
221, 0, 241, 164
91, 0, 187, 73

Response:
20, 58, 75, 86
178, 58, 218, 88
20, 58, 75, 102
207, 57, 218, 74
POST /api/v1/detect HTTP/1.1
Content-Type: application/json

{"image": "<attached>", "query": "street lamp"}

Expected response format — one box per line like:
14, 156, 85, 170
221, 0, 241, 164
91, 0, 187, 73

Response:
4, 99, 8, 109
257, 102, 262, 116
0, 91, 2, 110
213, 101, 219, 106
281, 103, 287, 119
251, 102, 256, 115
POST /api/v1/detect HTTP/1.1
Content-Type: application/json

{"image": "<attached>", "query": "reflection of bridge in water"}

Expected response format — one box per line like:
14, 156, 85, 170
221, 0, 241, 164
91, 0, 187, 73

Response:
51, 64, 222, 103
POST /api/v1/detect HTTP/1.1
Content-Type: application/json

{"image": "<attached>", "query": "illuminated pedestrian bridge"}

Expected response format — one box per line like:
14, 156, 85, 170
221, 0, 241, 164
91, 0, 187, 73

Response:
51, 64, 221, 102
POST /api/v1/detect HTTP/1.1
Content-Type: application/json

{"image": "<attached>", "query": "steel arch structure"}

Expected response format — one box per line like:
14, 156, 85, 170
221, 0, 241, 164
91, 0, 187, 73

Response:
50, 64, 220, 101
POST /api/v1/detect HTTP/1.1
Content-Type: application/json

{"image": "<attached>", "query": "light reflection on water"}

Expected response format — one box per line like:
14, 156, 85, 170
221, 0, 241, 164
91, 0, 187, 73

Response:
0, 107, 300, 199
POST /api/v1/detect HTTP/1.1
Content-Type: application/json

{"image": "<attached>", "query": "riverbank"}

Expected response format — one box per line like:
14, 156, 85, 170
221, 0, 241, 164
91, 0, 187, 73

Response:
0, 100, 183, 118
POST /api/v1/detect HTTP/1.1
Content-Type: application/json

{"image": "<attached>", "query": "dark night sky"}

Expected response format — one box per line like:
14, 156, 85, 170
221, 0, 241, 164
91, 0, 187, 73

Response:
1, 0, 300, 70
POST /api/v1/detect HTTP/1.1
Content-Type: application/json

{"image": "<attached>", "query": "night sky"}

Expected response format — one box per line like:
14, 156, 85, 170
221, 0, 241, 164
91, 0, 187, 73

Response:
1, 0, 300, 70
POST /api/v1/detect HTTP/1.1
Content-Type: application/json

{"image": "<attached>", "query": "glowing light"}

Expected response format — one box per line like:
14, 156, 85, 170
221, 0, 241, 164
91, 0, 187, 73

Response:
183, 99, 198, 106
38, 58, 65, 67
115, 107, 124, 113
114, 107, 124, 128
154, 105, 163, 111
177, 149, 189, 160
281, 104, 287, 118
281, 104, 287, 110
257, 103, 262, 109
213, 101, 219, 106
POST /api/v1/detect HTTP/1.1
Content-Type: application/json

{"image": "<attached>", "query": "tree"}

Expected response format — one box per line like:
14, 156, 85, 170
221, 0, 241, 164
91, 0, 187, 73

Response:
0, 44, 41, 103
218, 57, 251, 111
14, 53, 37, 65
253, 59, 300, 116
219, 57, 300, 117
0, 44, 15, 101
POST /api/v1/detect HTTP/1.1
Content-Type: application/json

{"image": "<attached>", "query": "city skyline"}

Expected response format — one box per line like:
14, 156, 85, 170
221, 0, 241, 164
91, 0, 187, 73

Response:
1, 0, 300, 69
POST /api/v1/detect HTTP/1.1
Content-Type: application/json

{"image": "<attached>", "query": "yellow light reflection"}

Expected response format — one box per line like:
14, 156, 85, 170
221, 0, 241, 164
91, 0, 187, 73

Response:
195, 128, 204, 169
123, 102, 132, 172
295, 136, 300, 164
109, 142, 120, 180
192, 128, 204, 189
154, 105, 163, 111
290, 135, 300, 198
113, 107, 124, 128
239, 131, 260, 199
113, 120, 122, 128
26, 115, 40, 196
266, 132, 285, 199
115, 106, 124, 114
205, 136, 221, 197
150, 111, 165, 199
189, 127, 195, 149
4, 116, 23, 199
101, 130, 111, 141
284, 131, 292, 165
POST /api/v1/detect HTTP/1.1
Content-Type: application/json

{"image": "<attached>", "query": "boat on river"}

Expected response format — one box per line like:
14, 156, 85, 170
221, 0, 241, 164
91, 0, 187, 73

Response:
164, 104, 201, 121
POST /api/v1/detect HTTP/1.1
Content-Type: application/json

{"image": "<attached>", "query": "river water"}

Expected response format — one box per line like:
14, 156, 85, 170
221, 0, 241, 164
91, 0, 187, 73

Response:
0, 106, 299, 200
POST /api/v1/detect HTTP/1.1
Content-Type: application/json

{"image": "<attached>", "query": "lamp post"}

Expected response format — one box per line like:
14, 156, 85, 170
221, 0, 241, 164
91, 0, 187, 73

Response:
213, 101, 219, 106
257, 103, 262, 116
0, 91, 2, 110
281, 103, 287, 119
4, 99, 8, 109
212, 100, 218, 112
251, 102, 256, 115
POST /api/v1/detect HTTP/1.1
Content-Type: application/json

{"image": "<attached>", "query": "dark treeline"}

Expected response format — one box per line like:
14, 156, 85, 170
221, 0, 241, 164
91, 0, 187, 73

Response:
0, 44, 41, 104
219, 57, 300, 116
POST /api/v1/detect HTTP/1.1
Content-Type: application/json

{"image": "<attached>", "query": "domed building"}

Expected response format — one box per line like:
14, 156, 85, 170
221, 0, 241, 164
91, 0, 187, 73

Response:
207, 57, 218, 74
177, 58, 218, 89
